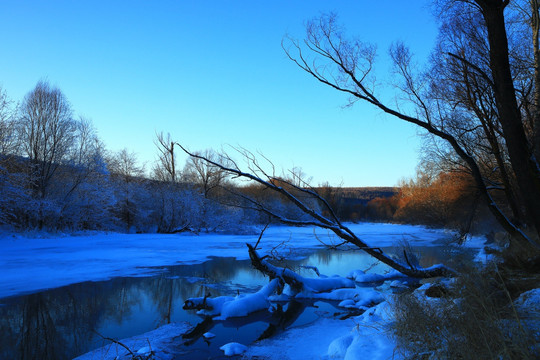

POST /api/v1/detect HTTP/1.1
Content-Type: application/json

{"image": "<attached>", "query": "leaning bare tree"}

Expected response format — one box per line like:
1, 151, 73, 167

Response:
281, 2, 540, 252
178, 1, 539, 277
177, 144, 455, 279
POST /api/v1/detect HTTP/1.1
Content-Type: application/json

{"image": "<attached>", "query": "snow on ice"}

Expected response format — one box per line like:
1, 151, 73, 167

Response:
220, 342, 248, 356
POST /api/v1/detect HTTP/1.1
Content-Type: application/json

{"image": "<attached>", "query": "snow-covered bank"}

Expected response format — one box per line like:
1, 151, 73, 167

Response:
245, 300, 397, 360
74, 322, 191, 360
0, 223, 459, 299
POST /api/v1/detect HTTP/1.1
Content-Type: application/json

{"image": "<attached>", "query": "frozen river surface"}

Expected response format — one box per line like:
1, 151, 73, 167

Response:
0, 223, 481, 359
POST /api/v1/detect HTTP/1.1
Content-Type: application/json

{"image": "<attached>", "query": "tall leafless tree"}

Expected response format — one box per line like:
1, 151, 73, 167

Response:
183, 149, 228, 198
108, 149, 145, 231
281, 3, 540, 251
18, 80, 76, 199
153, 132, 178, 183
0, 86, 18, 156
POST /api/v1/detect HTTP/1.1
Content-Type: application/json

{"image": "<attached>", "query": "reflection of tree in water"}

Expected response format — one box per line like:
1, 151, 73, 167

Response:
310, 250, 339, 267
103, 279, 140, 324
0, 278, 148, 360
0, 259, 267, 360
200, 257, 249, 283
151, 276, 175, 325
20, 293, 62, 360
0, 283, 109, 360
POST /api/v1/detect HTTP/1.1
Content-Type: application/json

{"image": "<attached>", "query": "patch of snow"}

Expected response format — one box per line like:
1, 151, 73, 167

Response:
342, 325, 397, 360
218, 279, 279, 320
389, 280, 408, 288
220, 342, 247, 356
347, 269, 406, 283
357, 300, 395, 323
185, 279, 280, 319
245, 317, 358, 359
245, 297, 399, 360
188, 296, 235, 317
327, 333, 354, 358
298, 287, 384, 308
514, 288, 540, 318
203, 332, 215, 339
338, 299, 356, 309
136, 346, 151, 354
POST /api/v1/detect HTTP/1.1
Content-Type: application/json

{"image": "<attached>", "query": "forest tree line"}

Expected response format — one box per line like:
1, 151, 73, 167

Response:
0, 81, 258, 233
0, 81, 350, 233
0, 78, 524, 236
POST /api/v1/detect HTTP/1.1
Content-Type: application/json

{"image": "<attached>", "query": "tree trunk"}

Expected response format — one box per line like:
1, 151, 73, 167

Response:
479, 0, 540, 238
532, 0, 540, 162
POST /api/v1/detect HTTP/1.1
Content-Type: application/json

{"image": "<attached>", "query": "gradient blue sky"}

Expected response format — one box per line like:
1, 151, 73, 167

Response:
0, 1, 438, 186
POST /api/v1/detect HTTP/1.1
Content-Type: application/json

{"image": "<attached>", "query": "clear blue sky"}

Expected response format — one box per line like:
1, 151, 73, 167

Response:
0, 1, 438, 186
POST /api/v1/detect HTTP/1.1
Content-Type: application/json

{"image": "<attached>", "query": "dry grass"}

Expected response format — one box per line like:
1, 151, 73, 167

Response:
392, 264, 538, 359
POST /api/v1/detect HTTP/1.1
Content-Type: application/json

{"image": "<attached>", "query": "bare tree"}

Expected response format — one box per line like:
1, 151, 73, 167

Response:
18, 80, 76, 199
152, 132, 187, 233
183, 149, 228, 198
108, 149, 145, 231
282, 7, 540, 251
0, 86, 18, 155
177, 144, 455, 278
153, 132, 178, 183
58, 117, 106, 205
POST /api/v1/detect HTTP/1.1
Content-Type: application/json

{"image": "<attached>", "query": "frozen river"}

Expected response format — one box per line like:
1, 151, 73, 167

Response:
0, 223, 479, 359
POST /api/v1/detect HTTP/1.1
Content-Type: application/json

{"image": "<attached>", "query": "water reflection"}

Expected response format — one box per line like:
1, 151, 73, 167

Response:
0, 245, 473, 360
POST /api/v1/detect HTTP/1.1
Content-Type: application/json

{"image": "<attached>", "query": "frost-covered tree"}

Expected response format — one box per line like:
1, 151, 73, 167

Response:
108, 149, 146, 232
0, 86, 27, 225
183, 149, 228, 198
0, 86, 18, 155
18, 80, 77, 200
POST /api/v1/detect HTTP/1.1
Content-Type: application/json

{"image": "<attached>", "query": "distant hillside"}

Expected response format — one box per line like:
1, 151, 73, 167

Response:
314, 186, 398, 205
341, 187, 398, 201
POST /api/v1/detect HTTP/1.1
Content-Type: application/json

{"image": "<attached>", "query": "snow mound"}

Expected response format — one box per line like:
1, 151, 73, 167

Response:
245, 318, 356, 359
136, 346, 151, 354
514, 288, 540, 318
347, 269, 407, 283
220, 342, 247, 356
327, 333, 354, 357
184, 279, 280, 320
298, 287, 384, 308
328, 301, 397, 360
218, 279, 279, 320
186, 295, 234, 316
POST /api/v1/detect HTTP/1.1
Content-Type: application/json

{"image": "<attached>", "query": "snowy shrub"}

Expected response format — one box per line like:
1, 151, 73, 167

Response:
0, 165, 30, 226
392, 265, 538, 359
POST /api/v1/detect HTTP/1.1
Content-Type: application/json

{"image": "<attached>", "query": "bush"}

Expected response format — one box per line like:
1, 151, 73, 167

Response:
392, 265, 538, 359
